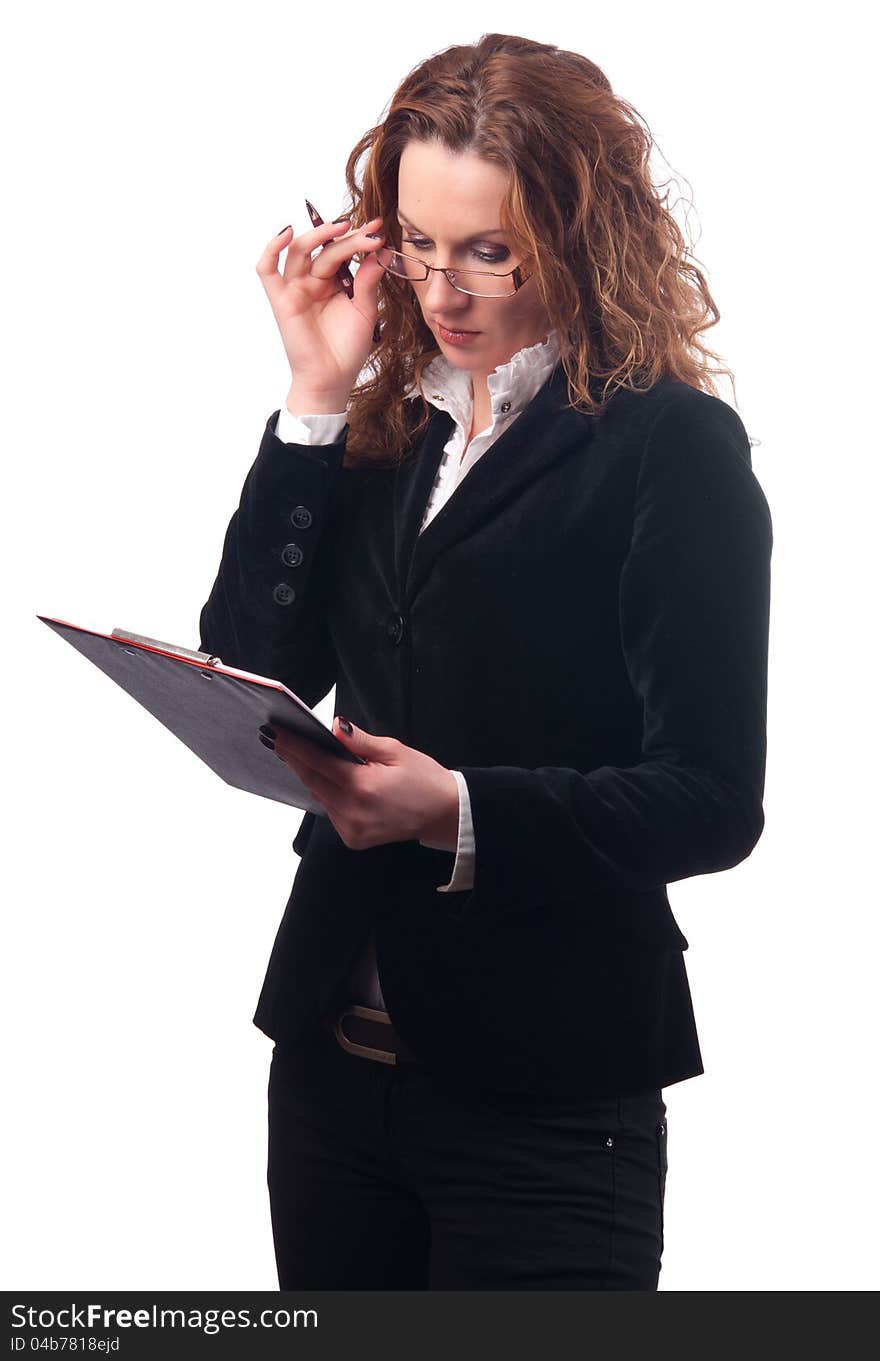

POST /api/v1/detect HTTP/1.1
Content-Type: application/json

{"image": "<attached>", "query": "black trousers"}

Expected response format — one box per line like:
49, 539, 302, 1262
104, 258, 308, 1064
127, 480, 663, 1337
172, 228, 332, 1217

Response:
267, 1021, 669, 1290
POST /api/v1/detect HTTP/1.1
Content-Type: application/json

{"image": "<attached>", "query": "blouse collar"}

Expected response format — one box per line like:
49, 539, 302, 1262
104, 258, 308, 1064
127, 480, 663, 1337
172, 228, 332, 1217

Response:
405, 328, 562, 432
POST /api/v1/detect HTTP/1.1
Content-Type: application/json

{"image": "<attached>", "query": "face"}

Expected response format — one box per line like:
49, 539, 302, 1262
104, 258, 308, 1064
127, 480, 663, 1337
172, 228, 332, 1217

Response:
395, 140, 552, 380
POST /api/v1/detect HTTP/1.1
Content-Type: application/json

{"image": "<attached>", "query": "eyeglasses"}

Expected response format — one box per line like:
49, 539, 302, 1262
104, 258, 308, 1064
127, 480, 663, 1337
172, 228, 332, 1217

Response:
374, 246, 532, 298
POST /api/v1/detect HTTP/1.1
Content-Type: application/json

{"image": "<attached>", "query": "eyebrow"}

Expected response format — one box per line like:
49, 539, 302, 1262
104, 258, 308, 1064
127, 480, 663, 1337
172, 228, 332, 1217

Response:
396, 210, 505, 240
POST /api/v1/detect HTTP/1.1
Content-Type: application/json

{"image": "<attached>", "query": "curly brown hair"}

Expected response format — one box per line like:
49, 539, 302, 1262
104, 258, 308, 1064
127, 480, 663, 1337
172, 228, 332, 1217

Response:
336, 31, 736, 467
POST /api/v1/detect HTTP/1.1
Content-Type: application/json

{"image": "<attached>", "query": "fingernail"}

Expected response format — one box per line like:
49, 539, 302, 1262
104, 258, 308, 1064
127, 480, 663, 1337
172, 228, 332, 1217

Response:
277, 225, 291, 236
337, 716, 353, 735
259, 733, 276, 750
259, 724, 277, 739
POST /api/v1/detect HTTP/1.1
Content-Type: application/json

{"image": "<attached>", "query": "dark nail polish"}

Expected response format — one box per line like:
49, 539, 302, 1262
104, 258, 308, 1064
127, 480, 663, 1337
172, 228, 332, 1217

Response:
337, 716, 353, 735
259, 733, 276, 750
259, 725, 277, 739
277, 225, 291, 236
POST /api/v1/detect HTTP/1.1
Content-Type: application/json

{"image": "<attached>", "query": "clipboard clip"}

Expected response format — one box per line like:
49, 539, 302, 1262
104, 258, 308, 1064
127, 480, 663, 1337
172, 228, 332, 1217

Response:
111, 627, 223, 667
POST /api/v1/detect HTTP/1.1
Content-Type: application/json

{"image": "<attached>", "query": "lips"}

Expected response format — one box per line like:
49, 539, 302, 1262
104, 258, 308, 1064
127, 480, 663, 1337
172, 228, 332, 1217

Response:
438, 323, 480, 336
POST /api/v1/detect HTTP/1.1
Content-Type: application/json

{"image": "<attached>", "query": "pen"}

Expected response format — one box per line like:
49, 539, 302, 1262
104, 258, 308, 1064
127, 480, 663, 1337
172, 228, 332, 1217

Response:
305, 198, 382, 345
304, 197, 356, 298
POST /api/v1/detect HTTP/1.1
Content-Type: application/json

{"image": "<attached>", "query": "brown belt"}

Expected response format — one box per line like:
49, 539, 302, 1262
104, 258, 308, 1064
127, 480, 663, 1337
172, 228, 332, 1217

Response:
322, 1004, 420, 1066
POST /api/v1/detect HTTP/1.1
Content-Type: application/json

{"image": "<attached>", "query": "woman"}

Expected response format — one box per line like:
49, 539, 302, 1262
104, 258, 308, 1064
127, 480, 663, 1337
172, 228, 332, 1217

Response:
199, 32, 772, 1290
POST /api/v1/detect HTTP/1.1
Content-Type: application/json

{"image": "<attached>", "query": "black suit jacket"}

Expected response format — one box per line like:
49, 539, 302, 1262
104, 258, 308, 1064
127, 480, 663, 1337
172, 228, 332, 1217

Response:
198, 361, 772, 1109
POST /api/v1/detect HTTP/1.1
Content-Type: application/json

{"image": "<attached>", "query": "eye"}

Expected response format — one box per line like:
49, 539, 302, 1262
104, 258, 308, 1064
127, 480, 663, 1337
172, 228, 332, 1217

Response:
402, 237, 509, 266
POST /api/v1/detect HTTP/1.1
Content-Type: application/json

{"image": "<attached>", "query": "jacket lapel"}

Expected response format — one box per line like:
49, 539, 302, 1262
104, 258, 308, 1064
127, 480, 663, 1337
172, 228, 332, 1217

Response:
392, 403, 455, 607
395, 359, 597, 607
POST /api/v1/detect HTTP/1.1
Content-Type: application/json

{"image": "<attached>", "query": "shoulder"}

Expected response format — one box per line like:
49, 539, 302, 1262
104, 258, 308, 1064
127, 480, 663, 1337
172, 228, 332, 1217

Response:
612, 380, 771, 542
605, 376, 749, 450
592, 379, 755, 496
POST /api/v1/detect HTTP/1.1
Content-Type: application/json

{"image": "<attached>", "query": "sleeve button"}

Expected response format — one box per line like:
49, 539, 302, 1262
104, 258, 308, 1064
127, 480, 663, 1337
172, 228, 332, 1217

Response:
290, 505, 313, 529
281, 542, 304, 567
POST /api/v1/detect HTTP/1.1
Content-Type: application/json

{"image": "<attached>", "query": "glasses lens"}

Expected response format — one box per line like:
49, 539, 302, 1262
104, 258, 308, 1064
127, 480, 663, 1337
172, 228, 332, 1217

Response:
375, 248, 516, 297
378, 250, 418, 279
375, 248, 425, 281
450, 270, 516, 297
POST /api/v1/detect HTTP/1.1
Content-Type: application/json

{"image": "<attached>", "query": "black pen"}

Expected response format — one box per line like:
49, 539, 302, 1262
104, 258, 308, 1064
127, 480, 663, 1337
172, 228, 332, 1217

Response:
304, 198, 356, 298
304, 197, 382, 345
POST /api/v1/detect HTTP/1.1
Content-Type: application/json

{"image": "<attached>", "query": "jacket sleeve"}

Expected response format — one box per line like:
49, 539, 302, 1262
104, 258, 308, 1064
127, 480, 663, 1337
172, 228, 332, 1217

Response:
198, 408, 350, 709
455, 393, 773, 911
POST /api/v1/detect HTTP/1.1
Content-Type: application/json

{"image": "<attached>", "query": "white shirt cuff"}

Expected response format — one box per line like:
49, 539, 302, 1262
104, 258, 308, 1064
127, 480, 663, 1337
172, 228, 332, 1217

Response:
275, 405, 348, 445
433, 770, 475, 893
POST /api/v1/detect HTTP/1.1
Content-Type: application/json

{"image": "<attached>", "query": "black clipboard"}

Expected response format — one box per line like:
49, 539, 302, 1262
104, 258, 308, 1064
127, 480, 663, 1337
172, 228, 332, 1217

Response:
37, 615, 365, 816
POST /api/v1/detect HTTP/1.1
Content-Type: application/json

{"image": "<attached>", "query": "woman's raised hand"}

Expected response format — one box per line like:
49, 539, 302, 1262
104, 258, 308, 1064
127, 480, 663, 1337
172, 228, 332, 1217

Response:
256, 216, 387, 409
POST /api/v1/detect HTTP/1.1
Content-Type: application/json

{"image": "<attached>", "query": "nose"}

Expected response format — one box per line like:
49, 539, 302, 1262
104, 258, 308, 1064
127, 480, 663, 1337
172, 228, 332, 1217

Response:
423, 267, 471, 314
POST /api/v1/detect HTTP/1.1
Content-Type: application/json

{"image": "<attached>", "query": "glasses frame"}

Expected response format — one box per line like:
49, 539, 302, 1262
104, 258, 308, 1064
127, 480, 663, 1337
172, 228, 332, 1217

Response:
375, 245, 532, 298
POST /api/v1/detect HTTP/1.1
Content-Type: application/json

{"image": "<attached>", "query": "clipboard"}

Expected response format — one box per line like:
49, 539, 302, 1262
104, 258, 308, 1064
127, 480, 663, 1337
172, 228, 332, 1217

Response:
37, 614, 366, 816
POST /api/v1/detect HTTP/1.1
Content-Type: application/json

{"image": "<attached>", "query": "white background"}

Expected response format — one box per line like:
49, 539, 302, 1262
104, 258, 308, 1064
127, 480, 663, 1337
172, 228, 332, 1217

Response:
3, 0, 876, 1291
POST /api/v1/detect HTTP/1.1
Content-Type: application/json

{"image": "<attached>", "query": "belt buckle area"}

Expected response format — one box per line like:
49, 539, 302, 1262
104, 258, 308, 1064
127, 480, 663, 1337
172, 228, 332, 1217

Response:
334, 1004, 399, 1066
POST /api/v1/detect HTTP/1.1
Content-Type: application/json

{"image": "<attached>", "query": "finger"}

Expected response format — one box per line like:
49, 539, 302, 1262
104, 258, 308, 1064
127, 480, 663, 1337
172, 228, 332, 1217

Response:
289, 762, 349, 811
278, 751, 347, 820
255, 220, 350, 309
280, 217, 358, 283
255, 222, 317, 280
305, 220, 385, 284
350, 243, 386, 310
275, 733, 349, 789
279, 757, 346, 822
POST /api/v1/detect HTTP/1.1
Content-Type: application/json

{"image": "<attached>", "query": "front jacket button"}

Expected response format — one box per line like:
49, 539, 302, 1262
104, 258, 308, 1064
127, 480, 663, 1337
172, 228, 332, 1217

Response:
290, 505, 313, 529
386, 612, 404, 645
272, 582, 296, 606
281, 542, 304, 567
